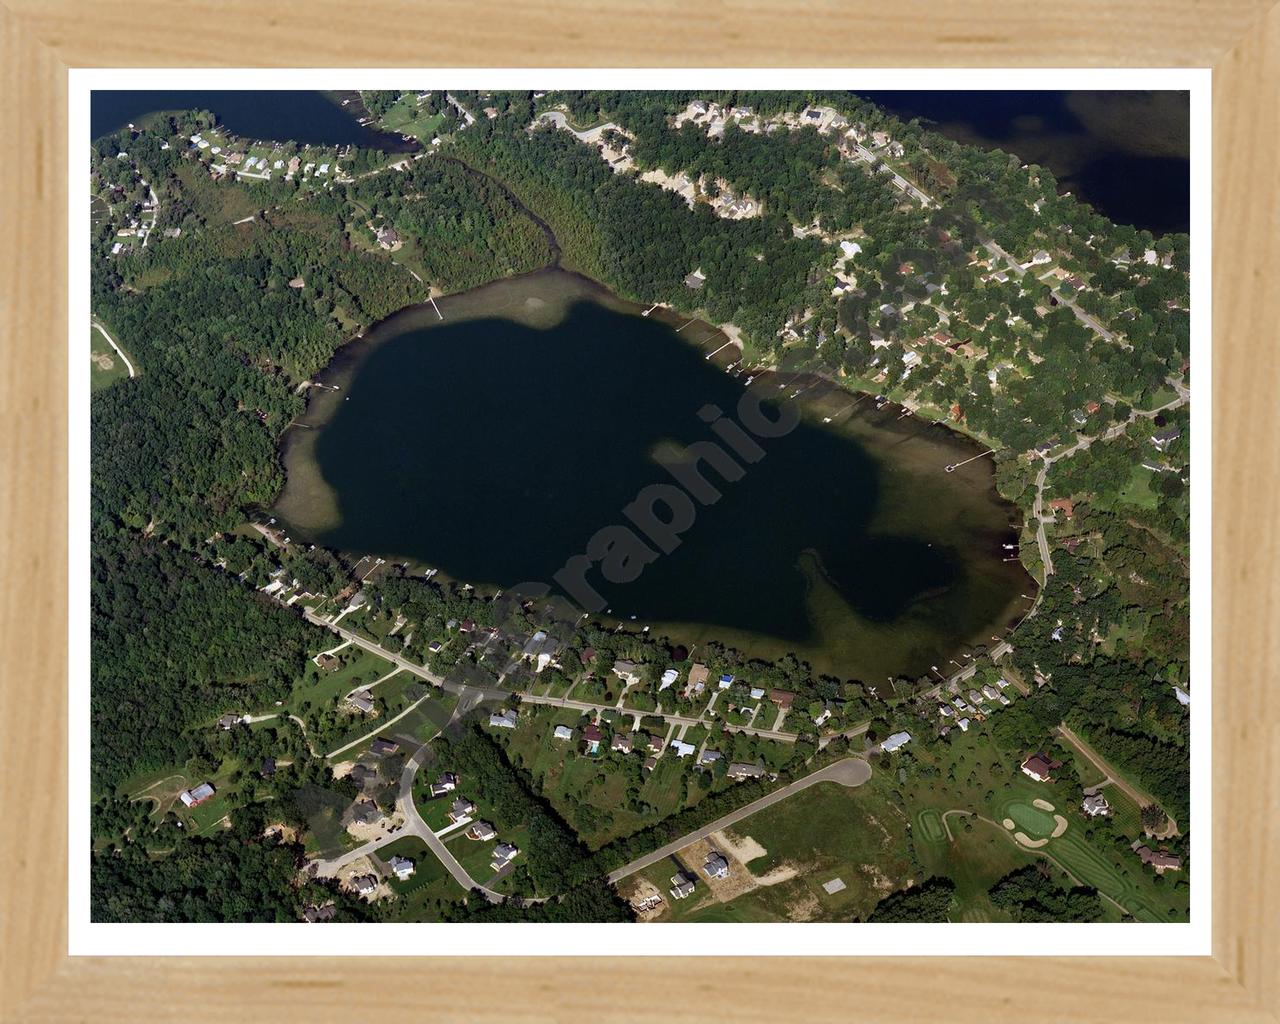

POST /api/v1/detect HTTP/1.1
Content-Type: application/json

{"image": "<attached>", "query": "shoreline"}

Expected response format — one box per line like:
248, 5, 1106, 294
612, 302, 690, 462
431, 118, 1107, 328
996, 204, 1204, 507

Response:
266, 267, 1036, 683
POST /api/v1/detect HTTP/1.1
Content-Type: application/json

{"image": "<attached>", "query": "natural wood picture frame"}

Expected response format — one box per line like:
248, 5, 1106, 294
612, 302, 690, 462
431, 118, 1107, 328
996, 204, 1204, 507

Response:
1, 2, 1275, 1020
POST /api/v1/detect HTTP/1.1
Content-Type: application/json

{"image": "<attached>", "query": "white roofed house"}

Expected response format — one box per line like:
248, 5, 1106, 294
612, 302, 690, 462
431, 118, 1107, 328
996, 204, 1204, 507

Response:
388, 855, 415, 880
179, 782, 215, 807
1082, 793, 1111, 818
553, 724, 574, 741
659, 668, 680, 691
489, 708, 519, 729
703, 852, 730, 879
448, 797, 477, 822
880, 731, 911, 753
466, 820, 497, 841
490, 842, 519, 870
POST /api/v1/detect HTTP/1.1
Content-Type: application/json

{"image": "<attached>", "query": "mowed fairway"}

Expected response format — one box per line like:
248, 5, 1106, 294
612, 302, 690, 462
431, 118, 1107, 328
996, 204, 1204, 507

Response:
912, 808, 1039, 921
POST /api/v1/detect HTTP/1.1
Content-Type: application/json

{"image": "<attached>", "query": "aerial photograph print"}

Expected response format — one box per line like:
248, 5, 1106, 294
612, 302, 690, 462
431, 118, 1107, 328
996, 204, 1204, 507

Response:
87, 84, 1193, 929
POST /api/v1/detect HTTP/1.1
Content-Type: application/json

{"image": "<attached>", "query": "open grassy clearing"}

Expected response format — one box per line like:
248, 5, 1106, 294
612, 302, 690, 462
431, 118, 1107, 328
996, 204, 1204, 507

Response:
90, 326, 131, 390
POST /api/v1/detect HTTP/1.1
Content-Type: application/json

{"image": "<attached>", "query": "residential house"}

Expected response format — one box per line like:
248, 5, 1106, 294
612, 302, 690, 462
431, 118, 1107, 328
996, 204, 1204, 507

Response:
1049, 497, 1075, 519
1134, 844, 1182, 872
981, 685, 1001, 702
491, 842, 519, 869
611, 732, 634, 754
1082, 794, 1111, 818
698, 749, 722, 767
703, 852, 730, 879
684, 269, 706, 290
727, 762, 766, 781
467, 821, 497, 841
1020, 753, 1061, 782
316, 653, 340, 673
1151, 427, 1182, 451
428, 640, 443, 654
217, 713, 245, 730
260, 757, 276, 780
671, 740, 696, 758
646, 735, 665, 754
643, 755, 658, 773
370, 737, 400, 756
448, 797, 477, 823
880, 731, 911, 753
489, 708, 519, 729
348, 691, 376, 715
350, 801, 381, 826
388, 856, 415, 881
612, 660, 642, 686
669, 872, 696, 899
686, 663, 710, 693
179, 782, 215, 807
582, 724, 604, 753
956, 717, 971, 732
553, 725, 574, 742
351, 874, 378, 897
375, 225, 399, 249
302, 903, 336, 923
770, 689, 796, 710
659, 668, 680, 691
718, 673, 735, 689
430, 772, 458, 797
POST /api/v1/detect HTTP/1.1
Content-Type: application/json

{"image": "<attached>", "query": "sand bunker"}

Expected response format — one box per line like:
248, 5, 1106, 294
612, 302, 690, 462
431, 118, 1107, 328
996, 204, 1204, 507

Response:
1003, 818, 1016, 830
1013, 831, 1048, 849
1032, 798, 1056, 812
1051, 814, 1069, 838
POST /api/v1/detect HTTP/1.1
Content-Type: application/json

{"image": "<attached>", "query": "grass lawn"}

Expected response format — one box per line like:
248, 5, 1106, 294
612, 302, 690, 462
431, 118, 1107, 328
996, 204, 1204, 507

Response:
90, 326, 131, 391
287, 647, 395, 718
1117, 463, 1160, 510
374, 95, 445, 142
374, 836, 469, 920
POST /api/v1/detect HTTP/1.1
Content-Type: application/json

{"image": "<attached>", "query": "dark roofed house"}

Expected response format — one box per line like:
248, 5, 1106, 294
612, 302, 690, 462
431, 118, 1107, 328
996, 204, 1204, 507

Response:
430, 772, 458, 797
727, 762, 766, 781
1151, 427, 1182, 450
260, 757, 276, 780
350, 800, 381, 825
643, 755, 658, 773
467, 820, 497, 841
1134, 843, 1182, 872
375, 224, 400, 249
1020, 753, 1061, 782
611, 732, 634, 754
370, 737, 400, 756
348, 690, 376, 715
582, 723, 605, 753
217, 713, 244, 730
302, 903, 336, 923
316, 653, 340, 673
684, 269, 706, 290
769, 689, 796, 710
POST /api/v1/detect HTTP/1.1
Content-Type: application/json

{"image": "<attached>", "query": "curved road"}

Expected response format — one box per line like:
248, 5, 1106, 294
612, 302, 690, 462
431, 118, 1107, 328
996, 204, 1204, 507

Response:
606, 756, 871, 884
312, 739, 506, 903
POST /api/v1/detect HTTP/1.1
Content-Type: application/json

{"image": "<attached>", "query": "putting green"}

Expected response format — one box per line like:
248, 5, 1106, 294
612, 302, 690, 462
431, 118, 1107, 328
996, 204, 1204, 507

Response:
1004, 801, 1058, 838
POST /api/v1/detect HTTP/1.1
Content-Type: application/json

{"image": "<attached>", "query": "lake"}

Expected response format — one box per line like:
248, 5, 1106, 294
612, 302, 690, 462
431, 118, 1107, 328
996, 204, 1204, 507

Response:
90, 90, 416, 151
273, 271, 1033, 681
861, 90, 1189, 235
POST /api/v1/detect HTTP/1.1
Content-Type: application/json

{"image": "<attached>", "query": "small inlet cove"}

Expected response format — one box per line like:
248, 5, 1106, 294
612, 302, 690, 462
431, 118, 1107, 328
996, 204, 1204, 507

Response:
273, 270, 1033, 682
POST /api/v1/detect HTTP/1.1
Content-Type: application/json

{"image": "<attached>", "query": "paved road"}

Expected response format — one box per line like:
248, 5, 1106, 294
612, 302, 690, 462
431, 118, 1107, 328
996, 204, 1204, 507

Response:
606, 757, 871, 884
534, 110, 620, 145
312, 738, 506, 902
301, 610, 800, 743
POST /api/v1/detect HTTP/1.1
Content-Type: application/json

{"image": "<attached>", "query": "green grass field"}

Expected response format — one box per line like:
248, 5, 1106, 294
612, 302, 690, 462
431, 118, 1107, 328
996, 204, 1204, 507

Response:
90, 325, 131, 391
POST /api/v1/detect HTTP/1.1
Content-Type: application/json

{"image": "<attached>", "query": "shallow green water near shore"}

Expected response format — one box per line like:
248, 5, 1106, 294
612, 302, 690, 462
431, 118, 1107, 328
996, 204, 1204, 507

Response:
274, 270, 1032, 680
